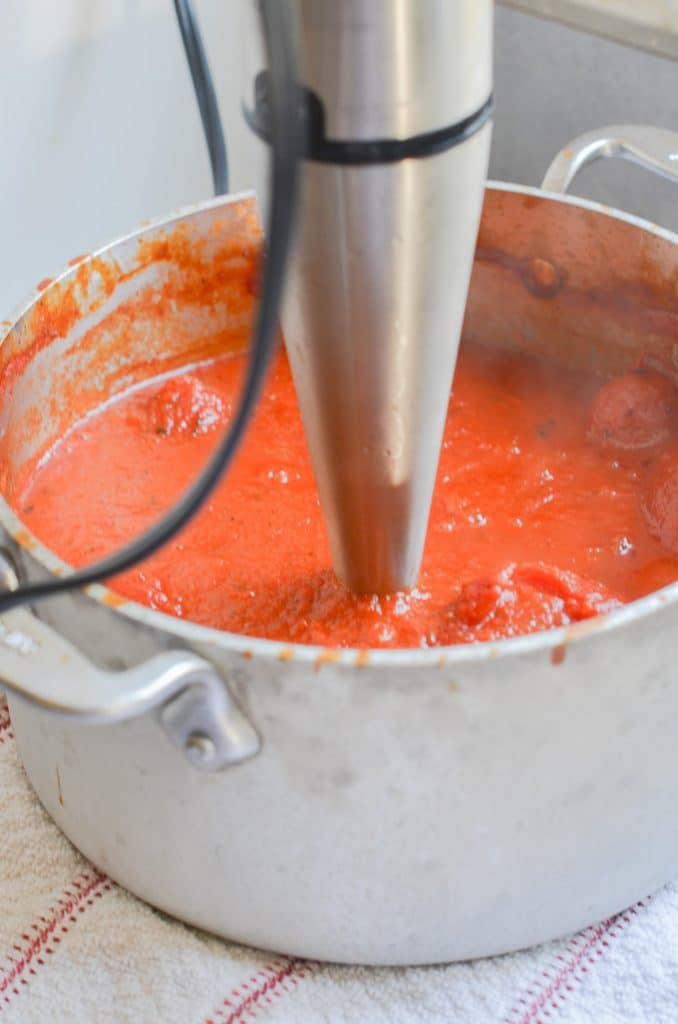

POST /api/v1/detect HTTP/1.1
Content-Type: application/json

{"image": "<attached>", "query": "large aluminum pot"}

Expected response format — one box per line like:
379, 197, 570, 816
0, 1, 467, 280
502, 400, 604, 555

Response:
1, 126, 678, 965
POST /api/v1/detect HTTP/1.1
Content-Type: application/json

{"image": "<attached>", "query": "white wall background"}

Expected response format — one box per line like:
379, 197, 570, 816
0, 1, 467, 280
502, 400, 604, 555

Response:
0, 1, 676, 317
0, 0, 264, 317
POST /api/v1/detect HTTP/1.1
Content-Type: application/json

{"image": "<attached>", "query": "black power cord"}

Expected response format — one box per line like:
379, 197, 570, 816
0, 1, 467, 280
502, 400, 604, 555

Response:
0, 0, 301, 615
173, 0, 229, 195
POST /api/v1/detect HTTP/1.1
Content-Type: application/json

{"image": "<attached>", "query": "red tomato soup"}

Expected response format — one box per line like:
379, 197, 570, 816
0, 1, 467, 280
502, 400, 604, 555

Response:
15, 344, 678, 648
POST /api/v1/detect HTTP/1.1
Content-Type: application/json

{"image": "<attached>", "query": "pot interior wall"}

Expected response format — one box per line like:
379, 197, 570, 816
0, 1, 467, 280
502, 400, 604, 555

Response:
0, 197, 263, 499
0, 188, 676, 506
465, 189, 678, 376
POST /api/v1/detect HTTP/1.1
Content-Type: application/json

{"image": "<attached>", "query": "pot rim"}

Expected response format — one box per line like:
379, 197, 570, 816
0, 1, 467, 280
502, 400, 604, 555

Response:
3, 182, 678, 670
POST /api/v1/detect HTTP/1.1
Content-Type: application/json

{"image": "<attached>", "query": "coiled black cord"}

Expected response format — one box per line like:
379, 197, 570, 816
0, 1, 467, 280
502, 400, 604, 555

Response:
0, 0, 301, 614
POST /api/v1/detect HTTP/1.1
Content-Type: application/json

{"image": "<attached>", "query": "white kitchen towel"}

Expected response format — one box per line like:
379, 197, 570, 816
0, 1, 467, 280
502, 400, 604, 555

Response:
1, 695, 676, 1024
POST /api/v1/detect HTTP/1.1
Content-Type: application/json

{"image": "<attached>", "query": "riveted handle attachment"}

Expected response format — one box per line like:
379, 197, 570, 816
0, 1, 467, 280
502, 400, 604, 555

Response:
0, 552, 259, 771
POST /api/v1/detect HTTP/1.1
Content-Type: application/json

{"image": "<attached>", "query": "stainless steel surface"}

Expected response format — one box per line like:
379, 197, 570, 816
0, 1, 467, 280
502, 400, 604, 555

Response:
290, 0, 492, 139
285, 128, 491, 592
0, 548, 20, 592
271, 0, 494, 592
159, 675, 260, 771
542, 124, 678, 194
2, 171, 678, 962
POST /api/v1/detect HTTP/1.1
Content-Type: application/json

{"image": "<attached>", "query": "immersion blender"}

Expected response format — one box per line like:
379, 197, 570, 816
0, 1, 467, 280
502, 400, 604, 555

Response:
244, 0, 493, 594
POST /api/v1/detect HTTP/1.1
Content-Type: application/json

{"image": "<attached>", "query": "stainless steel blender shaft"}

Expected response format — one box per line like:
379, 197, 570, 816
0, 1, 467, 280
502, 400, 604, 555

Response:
245, 0, 493, 593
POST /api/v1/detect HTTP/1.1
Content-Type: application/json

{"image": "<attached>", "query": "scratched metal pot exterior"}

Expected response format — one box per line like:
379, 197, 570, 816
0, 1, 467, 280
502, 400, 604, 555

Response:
2, 128, 678, 965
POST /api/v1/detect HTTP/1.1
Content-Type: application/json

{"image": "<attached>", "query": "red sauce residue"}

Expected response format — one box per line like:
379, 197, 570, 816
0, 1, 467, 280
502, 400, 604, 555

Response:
1, 262, 106, 397
15, 336, 678, 648
550, 644, 567, 666
13, 527, 36, 552
0, 205, 261, 405
36, 278, 54, 292
314, 649, 342, 671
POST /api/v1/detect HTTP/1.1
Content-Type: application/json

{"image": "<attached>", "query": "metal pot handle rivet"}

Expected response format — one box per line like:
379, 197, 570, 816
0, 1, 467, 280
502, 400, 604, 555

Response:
541, 124, 678, 195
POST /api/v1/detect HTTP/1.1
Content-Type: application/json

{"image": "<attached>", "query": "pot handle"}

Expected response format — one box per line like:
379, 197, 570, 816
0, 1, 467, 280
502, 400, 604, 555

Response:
541, 124, 678, 194
0, 600, 260, 772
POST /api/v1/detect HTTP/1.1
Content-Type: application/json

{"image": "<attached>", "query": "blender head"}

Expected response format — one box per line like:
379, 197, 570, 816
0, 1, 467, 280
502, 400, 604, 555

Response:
245, 0, 493, 593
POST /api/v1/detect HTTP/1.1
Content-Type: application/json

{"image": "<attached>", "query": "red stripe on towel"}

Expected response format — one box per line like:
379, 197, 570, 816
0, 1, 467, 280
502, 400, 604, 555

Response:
0, 705, 12, 744
204, 958, 315, 1024
0, 869, 111, 1012
506, 900, 648, 1024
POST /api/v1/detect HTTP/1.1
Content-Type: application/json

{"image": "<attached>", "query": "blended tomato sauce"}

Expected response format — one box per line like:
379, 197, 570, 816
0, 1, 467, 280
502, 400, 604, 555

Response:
15, 343, 678, 648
